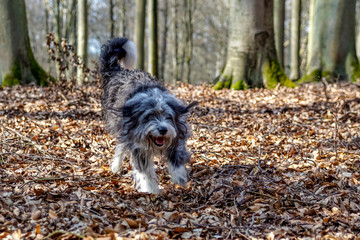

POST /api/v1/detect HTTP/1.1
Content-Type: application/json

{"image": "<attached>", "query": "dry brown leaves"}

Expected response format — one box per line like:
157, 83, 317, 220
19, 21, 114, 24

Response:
0, 82, 360, 239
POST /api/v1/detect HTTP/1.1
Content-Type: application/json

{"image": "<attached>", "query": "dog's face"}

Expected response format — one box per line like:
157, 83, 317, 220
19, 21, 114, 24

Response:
121, 87, 191, 150
140, 107, 177, 149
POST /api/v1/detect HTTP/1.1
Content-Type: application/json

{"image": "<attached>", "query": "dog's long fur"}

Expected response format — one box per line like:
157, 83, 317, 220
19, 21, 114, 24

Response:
100, 37, 196, 193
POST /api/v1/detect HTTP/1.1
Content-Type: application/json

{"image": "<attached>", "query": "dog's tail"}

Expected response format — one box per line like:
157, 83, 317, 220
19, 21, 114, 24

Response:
99, 37, 137, 73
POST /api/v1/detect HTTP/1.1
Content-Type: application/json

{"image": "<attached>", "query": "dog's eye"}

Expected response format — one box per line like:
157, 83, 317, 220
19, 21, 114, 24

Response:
166, 114, 173, 121
144, 114, 155, 121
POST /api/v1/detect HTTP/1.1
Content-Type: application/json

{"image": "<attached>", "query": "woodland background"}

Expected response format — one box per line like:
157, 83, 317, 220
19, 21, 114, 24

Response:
0, 0, 360, 239
2, 0, 360, 86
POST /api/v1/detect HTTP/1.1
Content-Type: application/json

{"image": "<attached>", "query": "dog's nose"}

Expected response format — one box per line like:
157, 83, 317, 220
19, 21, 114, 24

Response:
158, 126, 168, 135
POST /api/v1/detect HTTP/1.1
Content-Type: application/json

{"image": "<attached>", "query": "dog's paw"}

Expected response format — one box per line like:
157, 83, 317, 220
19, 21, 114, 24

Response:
133, 170, 160, 194
169, 165, 187, 186
111, 159, 122, 173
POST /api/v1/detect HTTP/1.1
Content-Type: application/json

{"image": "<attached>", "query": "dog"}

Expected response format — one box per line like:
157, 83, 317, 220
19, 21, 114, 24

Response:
99, 37, 197, 194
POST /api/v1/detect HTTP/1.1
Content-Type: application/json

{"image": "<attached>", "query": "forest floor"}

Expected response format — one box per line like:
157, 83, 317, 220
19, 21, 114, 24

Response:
0, 81, 360, 239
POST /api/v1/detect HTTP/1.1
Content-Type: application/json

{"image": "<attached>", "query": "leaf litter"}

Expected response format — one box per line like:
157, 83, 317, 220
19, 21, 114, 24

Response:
0, 81, 359, 239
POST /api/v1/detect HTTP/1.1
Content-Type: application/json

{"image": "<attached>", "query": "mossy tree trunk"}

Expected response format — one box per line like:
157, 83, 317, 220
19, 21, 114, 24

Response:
290, 0, 301, 80
301, 0, 359, 83
214, 0, 295, 90
76, 0, 88, 85
148, 0, 159, 77
0, 0, 49, 86
274, 0, 285, 67
135, 0, 146, 70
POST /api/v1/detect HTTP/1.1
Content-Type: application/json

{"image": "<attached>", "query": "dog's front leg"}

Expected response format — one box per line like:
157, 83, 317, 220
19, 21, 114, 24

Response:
167, 142, 190, 186
131, 149, 159, 194
111, 143, 127, 173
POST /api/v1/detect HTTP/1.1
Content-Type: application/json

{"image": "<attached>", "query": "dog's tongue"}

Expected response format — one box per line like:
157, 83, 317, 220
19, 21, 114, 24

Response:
154, 137, 164, 146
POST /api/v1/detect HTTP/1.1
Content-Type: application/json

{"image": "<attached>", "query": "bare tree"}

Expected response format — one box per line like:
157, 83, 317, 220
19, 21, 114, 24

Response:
119, 0, 127, 37
290, 0, 301, 80
172, 0, 179, 84
159, 1, 169, 80
184, 0, 194, 84
109, 0, 115, 39
0, 0, 49, 86
76, 0, 88, 85
148, 0, 158, 77
135, 0, 146, 70
274, 0, 285, 67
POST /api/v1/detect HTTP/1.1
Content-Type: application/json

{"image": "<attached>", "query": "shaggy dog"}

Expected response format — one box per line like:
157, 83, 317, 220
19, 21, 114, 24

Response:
99, 37, 196, 194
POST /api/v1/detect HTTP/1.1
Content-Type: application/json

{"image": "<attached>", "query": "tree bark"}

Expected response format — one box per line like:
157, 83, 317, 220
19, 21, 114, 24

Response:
184, 0, 194, 84
273, 0, 285, 67
76, 0, 88, 85
148, 0, 159, 77
0, 0, 49, 86
64, 0, 77, 41
159, 1, 169, 81
119, 0, 127, 36
172, 0, 179, 84
135, 0, 146, 70
290, 0, 301, 80
214, 0, 295, 90
302, 0, 359, 82
110, 0, 115, 39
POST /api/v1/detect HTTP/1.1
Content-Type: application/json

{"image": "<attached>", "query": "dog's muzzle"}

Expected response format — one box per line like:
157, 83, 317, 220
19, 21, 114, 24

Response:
151, 126, 168, 147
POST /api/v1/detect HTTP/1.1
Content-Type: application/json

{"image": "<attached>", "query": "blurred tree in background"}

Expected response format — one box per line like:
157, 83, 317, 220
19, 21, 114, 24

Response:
302, 0, 360, 83
0, 0, 49, 86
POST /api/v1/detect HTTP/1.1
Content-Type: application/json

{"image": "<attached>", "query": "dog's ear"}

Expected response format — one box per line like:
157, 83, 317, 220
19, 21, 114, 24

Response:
184, 101, 198, 114
168, 101, 198, 116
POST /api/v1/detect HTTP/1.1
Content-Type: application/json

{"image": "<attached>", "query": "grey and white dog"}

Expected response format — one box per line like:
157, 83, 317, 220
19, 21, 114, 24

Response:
99, 37, 196, 194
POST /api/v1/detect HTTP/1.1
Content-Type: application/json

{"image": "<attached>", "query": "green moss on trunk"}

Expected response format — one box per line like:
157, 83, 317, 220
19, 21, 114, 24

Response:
2, 47, 54, 87
230, 79, 248, 90
350, 61, 360, 82
213, 75, 232, 90
298, 69, 321, 83
263, 59, 297, 89
2, 62, 21, 86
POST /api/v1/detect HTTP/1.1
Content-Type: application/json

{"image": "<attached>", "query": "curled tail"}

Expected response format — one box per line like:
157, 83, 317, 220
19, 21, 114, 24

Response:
99, 37, 137, 74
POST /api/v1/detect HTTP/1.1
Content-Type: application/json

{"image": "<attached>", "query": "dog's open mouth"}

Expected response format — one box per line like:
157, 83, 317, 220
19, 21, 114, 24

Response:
152, 136, 165, 147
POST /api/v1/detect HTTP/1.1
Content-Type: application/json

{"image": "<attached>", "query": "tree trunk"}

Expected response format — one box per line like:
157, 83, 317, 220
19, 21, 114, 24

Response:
290, 0, 301, 80
273, 0, 285, 67
76, 0, 88, 85
357, 4, 360, 61
172, 0, 179, 84
135, 0, 146, 70
214, 0, 295, 90
54, 0, 62, 81
159, 1, 169, 81
148, 0, 159, 77
302, 0, 359, 82
64, 0, 77, 41
184, 0, 194, 84
110, 0, 115, 39
119, 0, 127, 36
0, 0, 49, 86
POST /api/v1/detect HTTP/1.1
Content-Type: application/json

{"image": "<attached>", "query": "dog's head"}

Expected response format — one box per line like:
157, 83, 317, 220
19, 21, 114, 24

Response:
120, 86, 196, 150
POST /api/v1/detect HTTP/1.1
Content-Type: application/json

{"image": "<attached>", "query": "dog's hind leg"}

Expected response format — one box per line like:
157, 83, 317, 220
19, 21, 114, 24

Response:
131, 149, 159, 194
111, 143, 127, 173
